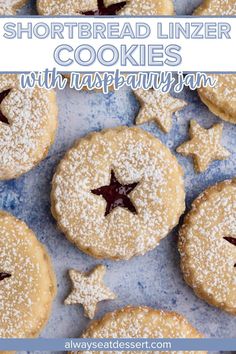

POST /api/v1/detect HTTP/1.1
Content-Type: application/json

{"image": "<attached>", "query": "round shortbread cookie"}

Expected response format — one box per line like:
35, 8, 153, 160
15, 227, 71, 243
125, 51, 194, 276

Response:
0, 0, 27, 15
37, 0, 174, 86
194, 0, 236, 15
194, 0, 236, 124
179, 179, 236, 315
37, 0, 174, 16
68, 306, 205, 354
0, 74, 58, 180
51, 126, 185, 260
0, 211, 57, 338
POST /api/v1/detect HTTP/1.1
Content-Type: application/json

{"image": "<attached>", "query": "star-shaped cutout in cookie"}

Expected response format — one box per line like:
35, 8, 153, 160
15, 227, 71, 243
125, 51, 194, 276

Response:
224, 236, 236, 246
134, 89, 187, 133
177, 120, 230, 173
0, 89, 11, 125
223, 236, 236, 267
91, 170, 138, 216
64, 265, 116, 319
0, 272, 11, 281
81, 0, 126, 15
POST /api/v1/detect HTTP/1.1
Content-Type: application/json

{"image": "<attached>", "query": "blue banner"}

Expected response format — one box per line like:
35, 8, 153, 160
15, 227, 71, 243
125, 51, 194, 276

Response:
0, 338, 235, 351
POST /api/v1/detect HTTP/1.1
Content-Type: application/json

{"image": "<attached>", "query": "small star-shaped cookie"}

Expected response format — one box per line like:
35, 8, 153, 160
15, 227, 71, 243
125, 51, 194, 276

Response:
64, 265, 116, 319
177, 120, 230, 173
134, 89, 187, 133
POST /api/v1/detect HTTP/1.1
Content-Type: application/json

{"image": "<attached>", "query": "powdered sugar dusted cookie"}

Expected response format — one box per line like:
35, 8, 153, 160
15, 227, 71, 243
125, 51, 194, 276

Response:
194, 0, 236, 124
179, 179, 236, 315
51, 126, 185, 260
134, 88, 187, 133
37, 0, 174, 16
0, 211, 57, 338
0, 0, 27, 15
0, 74, 58, 180
65, 265, 116, 319
37, 0, 174, 85
194, 0, 236, 15
68, 306, 205, 354
177, 120, 230, 173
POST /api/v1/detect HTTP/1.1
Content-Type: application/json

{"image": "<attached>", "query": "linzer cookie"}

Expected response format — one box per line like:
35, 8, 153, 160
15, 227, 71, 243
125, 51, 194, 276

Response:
194, 0, 236, 16
65, 265, 116, 319
68, 306, 205, 354
37, 0, 174, 16
194, 0, 236, 124
0, 211, 57, 338
134, 88, 187, 133
0, 74, 58, 180
0, 0, 27, 15
198, 74, 236, 124
179, 179, 236, 315
36, 0, 175, 85
51, 126, 185, 260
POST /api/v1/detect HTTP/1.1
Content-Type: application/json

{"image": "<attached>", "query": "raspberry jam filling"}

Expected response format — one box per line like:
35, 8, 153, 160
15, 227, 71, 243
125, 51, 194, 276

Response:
0, 89, 11, 125
224, 236, 236, 246
0, 272, 11, 281
91, 170, 138, 216
223, 236, 236, 267
81, 0, 126, 15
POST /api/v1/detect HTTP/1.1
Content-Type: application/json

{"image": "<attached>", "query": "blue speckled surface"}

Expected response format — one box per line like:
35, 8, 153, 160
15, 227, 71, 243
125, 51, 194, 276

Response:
3, 0, 236, 352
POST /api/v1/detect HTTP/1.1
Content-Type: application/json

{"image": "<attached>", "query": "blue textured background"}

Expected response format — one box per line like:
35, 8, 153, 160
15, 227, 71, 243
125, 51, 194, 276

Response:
3, 0, 236, 352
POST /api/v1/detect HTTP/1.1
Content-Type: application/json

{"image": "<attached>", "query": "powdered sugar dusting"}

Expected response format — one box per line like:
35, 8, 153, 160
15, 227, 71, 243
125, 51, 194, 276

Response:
177, 120, 230, 173
195, 1, 236, 123
198, 75, 236, 124
0, 212, 56, 337
179, 180, 236, 314
0, 74, 57, 180
0, 0, 27, 15
64, 265, 116, 319
134, 89, 187, 133
52, 127, 185, 260
77, 306, 205, 354
194, 0, 236, 15
36, 0, 174, 16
